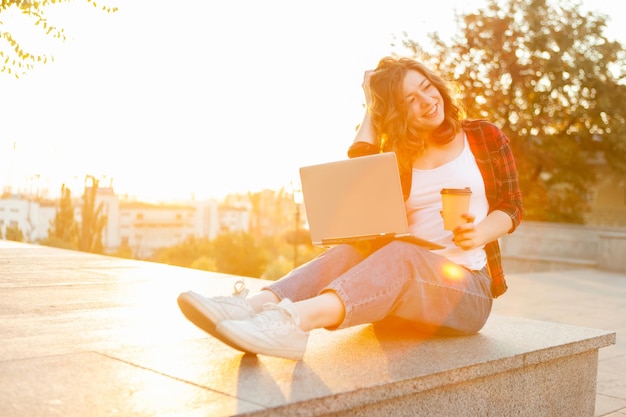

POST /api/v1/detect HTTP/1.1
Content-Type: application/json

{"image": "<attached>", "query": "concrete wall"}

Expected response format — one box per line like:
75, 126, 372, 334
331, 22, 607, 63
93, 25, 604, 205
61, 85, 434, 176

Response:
501, 221, 626, 273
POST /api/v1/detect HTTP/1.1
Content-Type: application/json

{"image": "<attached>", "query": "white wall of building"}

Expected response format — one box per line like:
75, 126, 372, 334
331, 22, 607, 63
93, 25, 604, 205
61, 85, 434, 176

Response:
0, 196, 54, 242
191, 199, 220, 240
1, 189, 256, 257
118, 203, 196, 258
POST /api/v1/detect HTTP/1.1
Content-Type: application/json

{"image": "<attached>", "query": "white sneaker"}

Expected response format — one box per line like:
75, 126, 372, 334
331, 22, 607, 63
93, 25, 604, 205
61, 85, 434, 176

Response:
216, 299, 309, 360
177, 280, 255, 350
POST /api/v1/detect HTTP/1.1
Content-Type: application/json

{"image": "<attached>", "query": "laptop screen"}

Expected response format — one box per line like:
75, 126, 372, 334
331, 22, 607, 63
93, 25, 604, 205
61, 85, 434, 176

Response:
299, 153, 410, 246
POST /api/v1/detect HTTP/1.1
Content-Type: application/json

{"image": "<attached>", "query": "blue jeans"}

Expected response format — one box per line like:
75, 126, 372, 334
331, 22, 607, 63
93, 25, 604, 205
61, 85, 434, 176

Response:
264, 240, 493, 335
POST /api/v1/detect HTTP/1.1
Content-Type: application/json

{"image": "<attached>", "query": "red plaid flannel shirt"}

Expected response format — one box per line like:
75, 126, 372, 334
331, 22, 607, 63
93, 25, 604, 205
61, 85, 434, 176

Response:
347, 119, 523, 298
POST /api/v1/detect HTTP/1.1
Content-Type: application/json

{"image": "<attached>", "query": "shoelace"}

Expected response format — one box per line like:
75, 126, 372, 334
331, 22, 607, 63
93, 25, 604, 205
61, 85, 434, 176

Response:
232, 280, 249, 298
211, 280, 249, 303
252, 302, 297, 329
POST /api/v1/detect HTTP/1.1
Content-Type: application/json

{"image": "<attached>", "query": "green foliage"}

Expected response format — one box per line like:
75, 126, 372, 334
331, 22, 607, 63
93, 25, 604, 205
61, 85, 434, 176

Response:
42, 177, 107, 253
211, 231, 269, 278
150, 236, 213, 268
189, 256, 218, 272
111, 241, 133, 259
4, 222, 24, 241
39, 235, 76, 250
285, 228, 311, 245
149, 230, 324, 280
403, 0, 626, 223
262, 255, 295, 281
42, 183, 77, 249
260, 232, 324, 280
76, 175, 107, 254
0, 0, 117, 77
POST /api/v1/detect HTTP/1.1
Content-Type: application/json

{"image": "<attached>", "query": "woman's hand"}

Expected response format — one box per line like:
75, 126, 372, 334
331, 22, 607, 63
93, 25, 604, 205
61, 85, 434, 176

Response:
452, 210, 514, 251
451, 214, 482, 251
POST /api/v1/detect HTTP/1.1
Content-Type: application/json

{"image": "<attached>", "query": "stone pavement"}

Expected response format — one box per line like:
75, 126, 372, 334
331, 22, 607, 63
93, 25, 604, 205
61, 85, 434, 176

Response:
0, 240, 624, 416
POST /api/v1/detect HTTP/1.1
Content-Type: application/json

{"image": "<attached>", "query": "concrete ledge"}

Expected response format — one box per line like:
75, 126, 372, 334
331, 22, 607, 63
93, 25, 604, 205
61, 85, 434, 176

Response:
500, 221, 600, 264
238, 315, 612, 417
598, 232, 626, 272
504, 254, 598, 273
86, 313, 615, 417
0, 241, 616, 417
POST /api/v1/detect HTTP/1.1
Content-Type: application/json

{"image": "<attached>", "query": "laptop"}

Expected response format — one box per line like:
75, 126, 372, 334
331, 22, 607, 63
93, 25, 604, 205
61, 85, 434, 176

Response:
299, 152, 444, 250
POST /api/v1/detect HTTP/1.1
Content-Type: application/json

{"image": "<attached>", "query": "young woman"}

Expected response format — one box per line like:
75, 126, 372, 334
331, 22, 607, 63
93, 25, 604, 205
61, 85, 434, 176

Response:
177, 56, 523, 360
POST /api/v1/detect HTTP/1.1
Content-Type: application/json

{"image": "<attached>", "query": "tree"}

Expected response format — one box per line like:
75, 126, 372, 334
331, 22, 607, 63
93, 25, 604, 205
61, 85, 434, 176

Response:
111, 240, 133, 259
4, 223, 24, 242
1, 0, 117, 77
261, 233, 323, 281
190, 256, 218, 272
247, 191, 263, 239
211, 231, 269, 278
150, 236, 213, 268
76, 175, 107, 254
403, 0, 626, 223
43, 183, 77, 249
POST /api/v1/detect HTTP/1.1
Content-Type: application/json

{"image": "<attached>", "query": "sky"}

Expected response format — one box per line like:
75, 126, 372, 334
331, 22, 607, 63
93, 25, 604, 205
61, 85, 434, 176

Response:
0, 0, 622, 202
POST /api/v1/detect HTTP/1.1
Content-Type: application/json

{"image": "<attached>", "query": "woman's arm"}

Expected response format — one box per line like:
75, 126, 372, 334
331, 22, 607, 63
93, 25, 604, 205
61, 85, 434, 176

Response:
353, 111, 375, 144
353, 70, 376, 145
348, 70, 379, 157
464, 120, 524, 236
453, 210, 513, 251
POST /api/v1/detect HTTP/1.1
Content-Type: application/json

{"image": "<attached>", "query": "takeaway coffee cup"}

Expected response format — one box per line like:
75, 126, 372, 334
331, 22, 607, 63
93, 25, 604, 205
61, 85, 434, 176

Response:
441, 187, 472, 230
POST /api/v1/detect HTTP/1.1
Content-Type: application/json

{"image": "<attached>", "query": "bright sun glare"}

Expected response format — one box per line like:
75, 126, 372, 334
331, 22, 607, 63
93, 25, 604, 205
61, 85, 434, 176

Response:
442, 263, 466, 283
1, 0, 620, 202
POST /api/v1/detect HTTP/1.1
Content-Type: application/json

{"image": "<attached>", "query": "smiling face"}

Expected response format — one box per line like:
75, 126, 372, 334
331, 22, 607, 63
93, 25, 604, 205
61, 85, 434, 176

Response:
368, 57, 462, 160
401, 69, 445, 133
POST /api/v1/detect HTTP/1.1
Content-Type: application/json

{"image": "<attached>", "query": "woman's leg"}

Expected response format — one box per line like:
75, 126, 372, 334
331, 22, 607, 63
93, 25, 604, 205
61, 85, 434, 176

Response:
316, 240, 493, 335
261, 243, 370, 302
214, 240, 491, 359
294, 291, 345, 331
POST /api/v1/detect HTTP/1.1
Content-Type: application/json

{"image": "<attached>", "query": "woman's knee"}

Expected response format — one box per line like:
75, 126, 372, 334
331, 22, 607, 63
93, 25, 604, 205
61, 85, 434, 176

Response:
379, 240, 430, 258
327, 243, 366, 260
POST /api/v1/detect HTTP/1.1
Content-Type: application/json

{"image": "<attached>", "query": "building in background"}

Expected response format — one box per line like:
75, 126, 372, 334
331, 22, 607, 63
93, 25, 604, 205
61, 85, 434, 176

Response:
0, 195, 55, 242
0, 187, 253, 258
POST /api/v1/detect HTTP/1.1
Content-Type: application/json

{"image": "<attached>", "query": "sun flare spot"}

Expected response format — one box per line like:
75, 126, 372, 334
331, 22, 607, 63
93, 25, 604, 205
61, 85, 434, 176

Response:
442, 263, 466, 283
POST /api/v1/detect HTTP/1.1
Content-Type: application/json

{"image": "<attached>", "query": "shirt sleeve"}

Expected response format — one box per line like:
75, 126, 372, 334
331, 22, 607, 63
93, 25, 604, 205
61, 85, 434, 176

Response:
347, 141, 380, 158
490, 124, 524, 234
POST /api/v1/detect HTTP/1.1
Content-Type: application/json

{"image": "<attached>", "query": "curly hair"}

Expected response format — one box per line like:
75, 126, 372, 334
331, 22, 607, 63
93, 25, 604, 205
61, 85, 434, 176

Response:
368, 57, 464, 173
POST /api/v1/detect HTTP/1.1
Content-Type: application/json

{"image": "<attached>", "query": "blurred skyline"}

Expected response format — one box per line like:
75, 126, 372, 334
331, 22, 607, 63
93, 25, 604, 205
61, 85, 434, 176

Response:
1, 0, 623, 202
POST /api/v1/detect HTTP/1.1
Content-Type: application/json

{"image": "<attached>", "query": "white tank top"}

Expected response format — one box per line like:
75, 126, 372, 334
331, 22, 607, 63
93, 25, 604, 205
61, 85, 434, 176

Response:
405, 134, 488, 270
